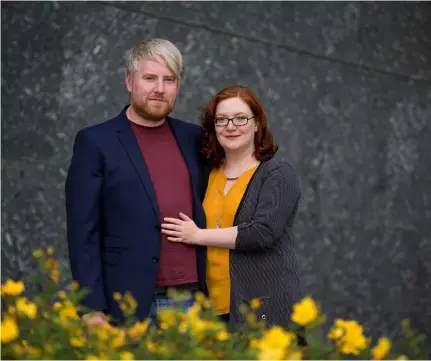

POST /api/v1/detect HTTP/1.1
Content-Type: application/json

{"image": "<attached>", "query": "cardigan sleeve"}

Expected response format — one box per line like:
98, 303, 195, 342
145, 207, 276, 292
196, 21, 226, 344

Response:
235, 162, 300, 252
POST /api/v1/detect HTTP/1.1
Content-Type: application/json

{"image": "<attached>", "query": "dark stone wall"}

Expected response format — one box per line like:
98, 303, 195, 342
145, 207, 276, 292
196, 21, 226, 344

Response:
2, 1, 431, 342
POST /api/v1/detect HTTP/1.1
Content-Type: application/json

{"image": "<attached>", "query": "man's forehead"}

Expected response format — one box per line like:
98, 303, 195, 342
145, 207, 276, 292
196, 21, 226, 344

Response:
138, 56, 174, 76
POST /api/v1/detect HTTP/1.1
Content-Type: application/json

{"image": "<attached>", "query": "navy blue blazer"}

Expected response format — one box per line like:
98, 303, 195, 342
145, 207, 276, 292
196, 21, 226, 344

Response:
65, 107, 208, 322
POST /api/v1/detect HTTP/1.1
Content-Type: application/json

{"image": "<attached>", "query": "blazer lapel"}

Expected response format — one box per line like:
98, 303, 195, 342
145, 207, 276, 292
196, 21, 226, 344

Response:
115, 114, 161, 223
167, 117, 200, 202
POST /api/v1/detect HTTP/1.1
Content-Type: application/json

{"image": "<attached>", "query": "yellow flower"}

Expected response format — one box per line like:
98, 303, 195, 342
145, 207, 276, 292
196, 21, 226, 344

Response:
1, 317, 19, 343
186, 303, 201, 324
328, 326, 344, 339
15, 340, 40, 358
128, 320, 150, 340
111, 328, 126, 348
70, 336, 86, 347
43, 344, 54, 354
247, 313, 257, 323
258, 348, 286, 360
16, 297, 38, 319
178, 321, 189, 334
253, 326, 297, 360
216, 330, 230, 341
262, 326, 296, 349
188, 319, 221, 341
85, 355, 100, 360
71, 280, 79, 290
158, 309, 178, 328
13, 343, 25, 356
1, 280, 24, 296
120, 291, 138, 315
146, 340, 157, 353
291, 297, 318, 326
286, 350, 303, 360
44, 257, 59, 273
250, 338, 259, 349
53, 302, 62, 310
250, 298, 261, 310
47, 247, 54, 255
120, 351, 135, 360
91, 322, 116, 342
193, 293, 211, 308
32, 249, 43, 258
58, 301, 79, 325
194, 292, 205, 304
50, 269, 60, 283
58, 290, 67, 299
371, 337, 392, 360
396, 355, 409, 360
113, 292, 122, 301
328, 319, 368, 355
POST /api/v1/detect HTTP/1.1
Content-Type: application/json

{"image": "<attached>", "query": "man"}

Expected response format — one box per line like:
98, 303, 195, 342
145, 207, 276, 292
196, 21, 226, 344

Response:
65, 38, 207, 326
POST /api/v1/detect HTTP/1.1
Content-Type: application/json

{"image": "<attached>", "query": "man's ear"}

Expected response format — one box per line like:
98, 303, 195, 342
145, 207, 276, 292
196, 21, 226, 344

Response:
125, 74, 132, 92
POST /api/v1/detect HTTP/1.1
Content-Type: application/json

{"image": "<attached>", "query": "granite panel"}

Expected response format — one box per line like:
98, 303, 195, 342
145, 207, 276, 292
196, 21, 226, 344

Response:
359, 2, 431, 79
2, 0, 430, 344
113, 1, 431, 79
1, 1, 159, 281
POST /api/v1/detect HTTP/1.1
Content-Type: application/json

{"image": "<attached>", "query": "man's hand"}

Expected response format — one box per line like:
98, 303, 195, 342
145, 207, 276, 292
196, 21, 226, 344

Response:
82, 311, 107, 327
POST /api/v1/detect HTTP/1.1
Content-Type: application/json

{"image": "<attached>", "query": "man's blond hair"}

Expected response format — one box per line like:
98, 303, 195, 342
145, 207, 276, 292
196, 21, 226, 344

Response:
125, 38, 183, 80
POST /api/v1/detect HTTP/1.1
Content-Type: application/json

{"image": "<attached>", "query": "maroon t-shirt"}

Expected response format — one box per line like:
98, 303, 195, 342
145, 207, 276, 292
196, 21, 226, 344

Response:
130, 120, 198, 286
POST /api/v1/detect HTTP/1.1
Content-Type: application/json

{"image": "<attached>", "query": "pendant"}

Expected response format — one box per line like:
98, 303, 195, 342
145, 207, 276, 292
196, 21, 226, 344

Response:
216, 219, 222, 229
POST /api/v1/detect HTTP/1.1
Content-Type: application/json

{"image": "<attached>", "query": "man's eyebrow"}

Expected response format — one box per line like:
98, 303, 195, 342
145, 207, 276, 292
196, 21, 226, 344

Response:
141, 73, 176, 79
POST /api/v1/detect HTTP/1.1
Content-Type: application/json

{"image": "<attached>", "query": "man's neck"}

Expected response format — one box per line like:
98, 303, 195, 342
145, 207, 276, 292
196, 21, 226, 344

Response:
126, 105, 165, 127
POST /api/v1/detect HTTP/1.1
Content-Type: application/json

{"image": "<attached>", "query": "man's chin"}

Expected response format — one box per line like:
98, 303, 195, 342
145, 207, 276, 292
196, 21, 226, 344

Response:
148, 110, 170, 122
134, 104, 172, 122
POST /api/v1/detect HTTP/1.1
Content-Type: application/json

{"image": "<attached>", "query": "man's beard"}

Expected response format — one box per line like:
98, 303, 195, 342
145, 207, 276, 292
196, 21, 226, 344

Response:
132, 97, 175, 122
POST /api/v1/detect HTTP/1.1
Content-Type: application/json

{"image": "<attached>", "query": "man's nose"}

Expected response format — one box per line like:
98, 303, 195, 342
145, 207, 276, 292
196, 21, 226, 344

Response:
154, 79, 165, 93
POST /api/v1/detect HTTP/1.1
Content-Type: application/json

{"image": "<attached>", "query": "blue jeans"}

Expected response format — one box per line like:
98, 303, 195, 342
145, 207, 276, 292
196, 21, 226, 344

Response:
147, 293, 195, 323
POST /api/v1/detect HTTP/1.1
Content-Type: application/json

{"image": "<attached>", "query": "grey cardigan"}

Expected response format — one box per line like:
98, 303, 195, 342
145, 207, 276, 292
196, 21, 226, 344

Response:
229, 156, 302, 329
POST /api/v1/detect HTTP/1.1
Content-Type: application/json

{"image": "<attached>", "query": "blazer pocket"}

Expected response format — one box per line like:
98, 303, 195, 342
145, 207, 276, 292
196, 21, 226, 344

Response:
102, 251, 121, 265
103, 236, 127, 249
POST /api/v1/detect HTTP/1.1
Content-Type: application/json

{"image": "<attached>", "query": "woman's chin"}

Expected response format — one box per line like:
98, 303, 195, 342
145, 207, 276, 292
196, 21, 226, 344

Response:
222, 144, 246, 153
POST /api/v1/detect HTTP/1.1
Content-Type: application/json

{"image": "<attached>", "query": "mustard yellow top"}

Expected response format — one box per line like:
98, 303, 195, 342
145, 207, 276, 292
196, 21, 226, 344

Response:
203, 164, 259, 314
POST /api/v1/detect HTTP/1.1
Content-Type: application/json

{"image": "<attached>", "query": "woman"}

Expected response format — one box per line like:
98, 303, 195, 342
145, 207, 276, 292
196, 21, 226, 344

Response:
161, 85, 302, 329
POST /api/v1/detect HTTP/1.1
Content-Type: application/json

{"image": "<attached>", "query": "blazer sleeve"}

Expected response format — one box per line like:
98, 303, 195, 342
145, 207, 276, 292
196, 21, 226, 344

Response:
235, 162, 301, 252
65, 129, 107, 313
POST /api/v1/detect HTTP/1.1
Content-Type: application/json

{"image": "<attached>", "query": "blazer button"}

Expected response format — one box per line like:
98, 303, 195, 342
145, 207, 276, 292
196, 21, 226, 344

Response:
152, 257, 159, 263
154, 225, 161, 231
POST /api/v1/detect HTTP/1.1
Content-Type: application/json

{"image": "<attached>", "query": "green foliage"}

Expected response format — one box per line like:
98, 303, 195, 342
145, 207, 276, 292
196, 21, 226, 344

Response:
1, 248, 428, 360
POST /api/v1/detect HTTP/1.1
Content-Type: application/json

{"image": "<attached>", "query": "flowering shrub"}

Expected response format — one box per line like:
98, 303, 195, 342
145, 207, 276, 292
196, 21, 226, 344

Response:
1, 248, 429, 360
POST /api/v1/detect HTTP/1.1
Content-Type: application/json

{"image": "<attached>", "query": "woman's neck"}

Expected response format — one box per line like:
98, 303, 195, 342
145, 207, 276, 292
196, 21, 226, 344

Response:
223, 149, 259, 177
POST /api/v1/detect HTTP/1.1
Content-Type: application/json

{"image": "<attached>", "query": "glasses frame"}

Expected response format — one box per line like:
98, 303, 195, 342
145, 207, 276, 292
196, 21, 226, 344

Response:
214, 115, 255, 127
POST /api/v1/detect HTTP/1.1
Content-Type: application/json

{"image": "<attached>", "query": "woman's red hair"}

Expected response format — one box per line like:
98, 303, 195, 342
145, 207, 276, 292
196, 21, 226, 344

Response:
200, 85, 278, 168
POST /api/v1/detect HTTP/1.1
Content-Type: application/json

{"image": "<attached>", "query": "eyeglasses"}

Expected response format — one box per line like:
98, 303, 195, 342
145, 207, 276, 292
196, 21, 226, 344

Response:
214, 115, 254, 127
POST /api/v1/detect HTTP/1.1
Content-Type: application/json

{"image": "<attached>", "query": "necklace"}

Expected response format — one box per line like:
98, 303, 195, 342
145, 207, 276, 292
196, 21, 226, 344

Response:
224, 159, 258, 182
215, 186, 224, 229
